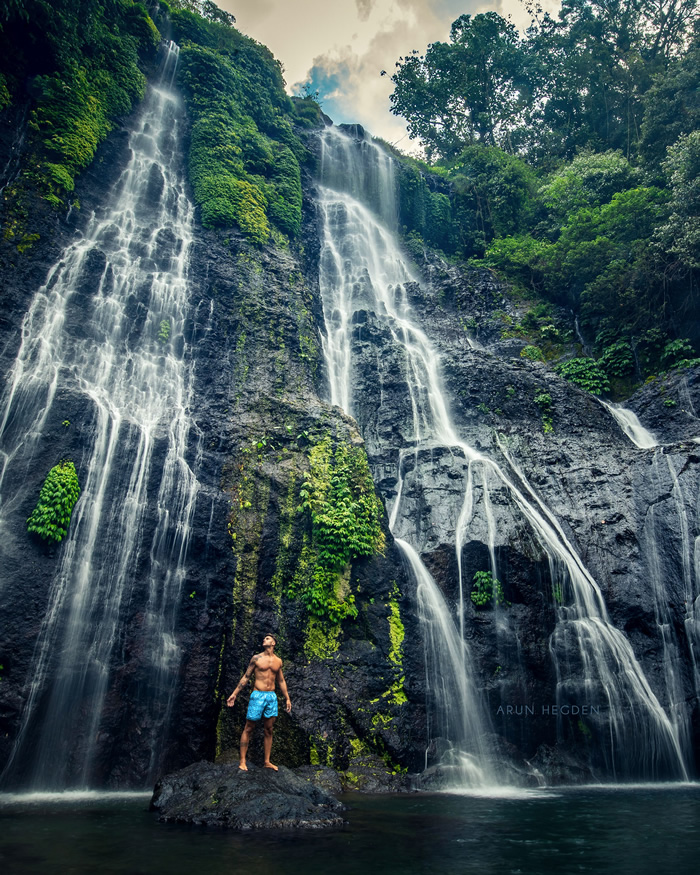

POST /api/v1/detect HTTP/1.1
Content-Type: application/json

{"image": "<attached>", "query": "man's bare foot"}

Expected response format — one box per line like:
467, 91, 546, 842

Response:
263, 762, 278, 771
239, 763, 248, 771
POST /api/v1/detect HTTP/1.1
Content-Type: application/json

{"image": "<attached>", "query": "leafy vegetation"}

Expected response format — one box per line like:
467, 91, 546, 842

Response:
27, 460, 81, 543
391, 1, 698, 164
386, 1, 699, 389
286, 437, 385, 625
534, 390, 553, 433
0, 0, 160, 219
521, 345, 544, 362
470, 570, 508, 609
555, 358, 610, 396
0, 1, 311, 246
169, 3, 307, 243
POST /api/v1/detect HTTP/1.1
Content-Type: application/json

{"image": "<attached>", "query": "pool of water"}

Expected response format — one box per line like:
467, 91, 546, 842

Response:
1, 784, 699, 874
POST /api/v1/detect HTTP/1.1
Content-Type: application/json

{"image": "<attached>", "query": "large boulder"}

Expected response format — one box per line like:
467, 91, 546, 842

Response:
151, 761, 345, 829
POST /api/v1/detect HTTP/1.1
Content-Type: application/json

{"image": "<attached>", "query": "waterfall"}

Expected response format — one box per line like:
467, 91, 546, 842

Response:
316, 125, 690, 785
641, 450, 700, 755
599, 400, 657, 449
0, 44, 200, 790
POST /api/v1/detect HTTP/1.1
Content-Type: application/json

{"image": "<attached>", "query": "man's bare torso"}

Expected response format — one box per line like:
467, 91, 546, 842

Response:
252, 652, 282, 691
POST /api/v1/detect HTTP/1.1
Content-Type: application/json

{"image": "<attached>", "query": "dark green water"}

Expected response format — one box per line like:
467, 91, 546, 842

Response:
1, 785, 699, 874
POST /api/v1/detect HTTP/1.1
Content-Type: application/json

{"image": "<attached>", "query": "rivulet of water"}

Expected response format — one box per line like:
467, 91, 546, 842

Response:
0, 44, 202, 790
599, 400, 657, 449
315, 126, 690, 785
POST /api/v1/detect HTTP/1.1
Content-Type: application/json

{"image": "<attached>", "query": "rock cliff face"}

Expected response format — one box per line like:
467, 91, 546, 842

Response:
1, 76, 699, 790
0, 92, 423, 789
345, 244, 700, 779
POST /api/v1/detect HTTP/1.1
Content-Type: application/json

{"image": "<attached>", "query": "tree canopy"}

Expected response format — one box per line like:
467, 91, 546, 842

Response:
388, 1, 700, 388
389, 12, 529, 160
389, 1, 699, 164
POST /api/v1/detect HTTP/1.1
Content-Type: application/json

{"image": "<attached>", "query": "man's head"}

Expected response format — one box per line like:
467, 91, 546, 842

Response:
263, 633, 277, 648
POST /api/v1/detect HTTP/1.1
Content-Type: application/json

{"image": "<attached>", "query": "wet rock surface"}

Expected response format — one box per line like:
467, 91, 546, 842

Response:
0, 100, 425, 787
343, 244, 700, 780
2, 88, 700, 792
626, 368, 700, 444
337, 754, 414, 793
151, 761, 345, 829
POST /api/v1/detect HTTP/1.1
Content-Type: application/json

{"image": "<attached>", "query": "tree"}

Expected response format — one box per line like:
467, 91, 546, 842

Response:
389, 12, 529, 159
389, 2, 697, 163
656, 131, 700, 270
167, 0, 235, 25
446, 145, 537, 256
640, 32, 700, 165
538, 151, 639, 222
524, 0, 698, 161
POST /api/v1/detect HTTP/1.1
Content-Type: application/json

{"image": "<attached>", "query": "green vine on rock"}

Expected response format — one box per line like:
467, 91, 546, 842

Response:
27, 460, 81, 543
534, 390, 553, 434
286, 437, 385, 626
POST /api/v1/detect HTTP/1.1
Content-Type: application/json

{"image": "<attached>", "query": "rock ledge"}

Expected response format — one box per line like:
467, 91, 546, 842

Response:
151, 761, 345, 829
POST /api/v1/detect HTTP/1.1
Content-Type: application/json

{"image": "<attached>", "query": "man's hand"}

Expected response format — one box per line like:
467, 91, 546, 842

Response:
227, 691, 237, 708
285, 698, 292, 714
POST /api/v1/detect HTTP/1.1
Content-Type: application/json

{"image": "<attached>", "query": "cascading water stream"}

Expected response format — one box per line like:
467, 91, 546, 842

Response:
0, 44, 201, 790
316, 125, 690, 785
641, 450, 700, 754
599, 400, 658, 449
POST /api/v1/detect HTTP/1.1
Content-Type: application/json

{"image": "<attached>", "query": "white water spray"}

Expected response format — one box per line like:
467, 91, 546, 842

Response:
316, 125, 690, 785
0, 45, 200, 789
599, 400, 657, 449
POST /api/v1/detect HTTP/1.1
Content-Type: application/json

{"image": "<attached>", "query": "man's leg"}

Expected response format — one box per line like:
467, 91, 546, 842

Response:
263, 716, 277, 770
239, 719, 257, 771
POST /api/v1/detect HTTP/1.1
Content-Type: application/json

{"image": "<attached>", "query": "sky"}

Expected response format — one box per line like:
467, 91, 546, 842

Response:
215, 0, 561, 152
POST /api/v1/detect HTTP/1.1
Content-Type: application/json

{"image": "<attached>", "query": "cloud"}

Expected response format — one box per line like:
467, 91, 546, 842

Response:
355, 0, 375, 21
293, 0, 486, 150
218, 1, 559, 149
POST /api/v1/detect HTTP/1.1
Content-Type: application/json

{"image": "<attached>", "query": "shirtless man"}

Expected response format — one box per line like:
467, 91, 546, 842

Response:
226, 634, 291, 771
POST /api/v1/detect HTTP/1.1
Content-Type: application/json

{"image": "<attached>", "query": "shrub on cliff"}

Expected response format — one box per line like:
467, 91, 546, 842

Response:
287, 437, 385, 626
27, 460, 81, 543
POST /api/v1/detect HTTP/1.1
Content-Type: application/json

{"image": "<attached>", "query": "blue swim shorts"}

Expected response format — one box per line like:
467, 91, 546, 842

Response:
246, 690, 278, 721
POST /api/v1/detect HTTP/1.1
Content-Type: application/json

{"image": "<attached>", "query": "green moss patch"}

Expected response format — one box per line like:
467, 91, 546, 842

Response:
285, 437, 384, 631
1, 1, 159, 213
175, 21, 305, 243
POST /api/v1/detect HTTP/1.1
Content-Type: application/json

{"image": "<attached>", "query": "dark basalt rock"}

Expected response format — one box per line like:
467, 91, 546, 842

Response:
626, 367, 700, 444
338, 754, 414, 793
151, 761, 345, 829
293, 765, 344, 795
3, 70, 700, 793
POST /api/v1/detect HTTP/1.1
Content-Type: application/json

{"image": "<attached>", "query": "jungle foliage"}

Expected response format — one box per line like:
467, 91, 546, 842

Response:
168, 1, 308, 242
0, 0, 161, 212
0, 0, 313, 245
387, 1, 700, 384
286, 437, 385, 626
